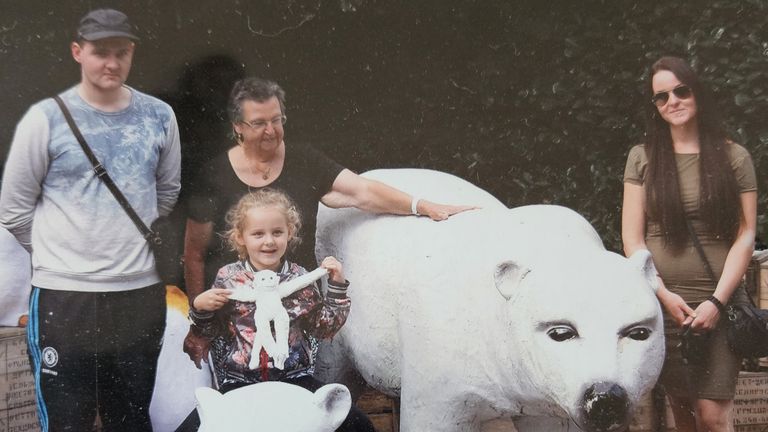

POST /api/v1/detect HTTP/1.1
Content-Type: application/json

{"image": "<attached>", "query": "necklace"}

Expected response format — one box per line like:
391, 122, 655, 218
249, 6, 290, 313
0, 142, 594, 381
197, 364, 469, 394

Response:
242, 150, 272, 181
248, 162, 271, 180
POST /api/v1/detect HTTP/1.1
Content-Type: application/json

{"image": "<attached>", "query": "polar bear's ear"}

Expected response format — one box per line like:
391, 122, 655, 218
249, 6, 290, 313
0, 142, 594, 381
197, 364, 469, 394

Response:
494, 260, 531, 301
313, 384, 352, 431
627, 249, 659, 293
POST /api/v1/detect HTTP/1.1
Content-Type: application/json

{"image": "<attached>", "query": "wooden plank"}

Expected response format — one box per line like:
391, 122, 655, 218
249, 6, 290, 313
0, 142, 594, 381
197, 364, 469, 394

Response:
368, 414, 395, 432
356, 388, 395, 413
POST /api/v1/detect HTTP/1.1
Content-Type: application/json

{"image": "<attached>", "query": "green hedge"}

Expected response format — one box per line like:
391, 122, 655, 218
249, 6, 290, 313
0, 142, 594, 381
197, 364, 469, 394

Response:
301, 0, 768, 251
1, 1, 765, 251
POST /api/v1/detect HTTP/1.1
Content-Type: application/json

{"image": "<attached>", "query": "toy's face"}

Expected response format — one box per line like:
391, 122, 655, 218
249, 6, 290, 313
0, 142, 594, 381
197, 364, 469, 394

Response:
253, 270, 279, 292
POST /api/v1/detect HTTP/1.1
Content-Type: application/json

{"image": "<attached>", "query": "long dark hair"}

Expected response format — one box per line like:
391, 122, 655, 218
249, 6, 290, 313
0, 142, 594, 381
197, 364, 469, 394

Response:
643, 56, 741, 250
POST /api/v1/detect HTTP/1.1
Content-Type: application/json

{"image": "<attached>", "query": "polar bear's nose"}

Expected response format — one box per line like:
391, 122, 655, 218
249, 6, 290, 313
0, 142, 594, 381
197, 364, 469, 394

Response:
580, 382, 629, 432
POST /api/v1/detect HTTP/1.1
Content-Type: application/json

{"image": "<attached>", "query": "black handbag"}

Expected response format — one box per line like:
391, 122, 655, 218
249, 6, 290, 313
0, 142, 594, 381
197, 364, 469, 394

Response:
725, 300, 768, 358
685, 218, 768, 359
53, 95, 183, 285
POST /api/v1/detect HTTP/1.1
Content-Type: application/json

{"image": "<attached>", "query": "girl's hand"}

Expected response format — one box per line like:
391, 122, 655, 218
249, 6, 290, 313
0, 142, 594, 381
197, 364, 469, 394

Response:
320, 256, 345, 284
657, 288, 695, 327
193, 288, 232, 312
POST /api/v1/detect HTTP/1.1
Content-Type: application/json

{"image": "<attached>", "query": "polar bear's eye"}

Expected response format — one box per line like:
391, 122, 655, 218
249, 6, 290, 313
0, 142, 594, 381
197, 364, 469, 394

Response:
547, 326, 577, 342
625, 327, 651, 341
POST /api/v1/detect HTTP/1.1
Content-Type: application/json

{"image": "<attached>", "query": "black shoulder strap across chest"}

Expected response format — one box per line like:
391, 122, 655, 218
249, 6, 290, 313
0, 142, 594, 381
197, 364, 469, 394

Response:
52, 95, 155, 242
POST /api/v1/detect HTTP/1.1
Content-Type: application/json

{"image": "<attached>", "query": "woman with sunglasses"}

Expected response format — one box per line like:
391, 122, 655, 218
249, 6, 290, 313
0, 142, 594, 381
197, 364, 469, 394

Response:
622, 56, 757, 431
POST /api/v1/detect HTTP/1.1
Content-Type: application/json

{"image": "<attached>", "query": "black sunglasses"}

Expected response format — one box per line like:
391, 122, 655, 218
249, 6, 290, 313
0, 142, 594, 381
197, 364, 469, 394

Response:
651, 85, 693, 107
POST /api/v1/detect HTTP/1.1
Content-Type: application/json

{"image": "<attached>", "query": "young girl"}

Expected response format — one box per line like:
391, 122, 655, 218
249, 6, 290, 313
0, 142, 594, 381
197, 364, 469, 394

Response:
176, 188, 374, 432
622, 57, 757, 432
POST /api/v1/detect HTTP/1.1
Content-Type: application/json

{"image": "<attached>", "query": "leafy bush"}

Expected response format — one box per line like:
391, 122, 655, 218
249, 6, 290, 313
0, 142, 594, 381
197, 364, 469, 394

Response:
294, 0, 768, 251
2, 0, 765, 251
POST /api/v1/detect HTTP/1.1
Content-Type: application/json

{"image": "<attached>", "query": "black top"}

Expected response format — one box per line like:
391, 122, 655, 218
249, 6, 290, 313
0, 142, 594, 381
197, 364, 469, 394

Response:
186, 143, 344, 288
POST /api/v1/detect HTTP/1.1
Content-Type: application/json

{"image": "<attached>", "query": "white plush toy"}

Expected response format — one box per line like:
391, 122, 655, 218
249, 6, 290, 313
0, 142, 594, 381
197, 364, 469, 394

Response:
315, 168, 664, 432
227, 267, 328, 370
195, 381, 351, 432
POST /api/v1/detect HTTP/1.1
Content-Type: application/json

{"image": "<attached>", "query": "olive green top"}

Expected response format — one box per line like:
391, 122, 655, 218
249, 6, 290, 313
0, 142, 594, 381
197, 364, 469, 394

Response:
623, 143, 757, 303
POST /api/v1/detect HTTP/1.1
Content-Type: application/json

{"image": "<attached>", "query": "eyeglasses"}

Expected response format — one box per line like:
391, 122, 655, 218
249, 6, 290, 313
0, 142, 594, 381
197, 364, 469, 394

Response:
239, 115, 287, 131
651, 85, 692, 107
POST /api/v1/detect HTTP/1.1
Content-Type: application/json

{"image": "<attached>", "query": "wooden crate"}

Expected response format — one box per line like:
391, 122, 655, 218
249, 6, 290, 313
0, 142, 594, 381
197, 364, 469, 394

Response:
356, 387, 398, 432
751, 254, 768, 369
629, 373, 768, 431
735, 372, 768, 428
0, 326, 40, 432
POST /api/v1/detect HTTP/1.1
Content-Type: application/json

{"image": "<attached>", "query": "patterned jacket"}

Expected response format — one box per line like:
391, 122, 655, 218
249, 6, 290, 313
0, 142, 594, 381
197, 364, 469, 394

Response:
189, 260, 350, 388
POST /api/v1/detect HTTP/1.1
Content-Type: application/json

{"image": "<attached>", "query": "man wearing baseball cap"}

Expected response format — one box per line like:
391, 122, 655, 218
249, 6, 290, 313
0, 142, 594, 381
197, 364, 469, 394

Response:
0, 8, 180, 431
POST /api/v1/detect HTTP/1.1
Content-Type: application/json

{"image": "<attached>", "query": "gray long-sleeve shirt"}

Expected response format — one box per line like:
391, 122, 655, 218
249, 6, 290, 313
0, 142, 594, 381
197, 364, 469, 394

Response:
0, 86, 180, 292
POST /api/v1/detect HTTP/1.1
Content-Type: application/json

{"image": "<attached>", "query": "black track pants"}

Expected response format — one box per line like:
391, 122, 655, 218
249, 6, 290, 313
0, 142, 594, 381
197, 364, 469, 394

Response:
27, 284, 166, 432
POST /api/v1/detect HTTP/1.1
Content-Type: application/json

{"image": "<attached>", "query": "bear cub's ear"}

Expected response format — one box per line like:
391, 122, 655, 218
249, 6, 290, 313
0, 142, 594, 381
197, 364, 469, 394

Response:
314, 384, 352, 430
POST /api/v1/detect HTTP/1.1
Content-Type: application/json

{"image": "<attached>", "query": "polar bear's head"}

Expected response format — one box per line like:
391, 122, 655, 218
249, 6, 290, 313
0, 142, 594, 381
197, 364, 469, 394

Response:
196, 382, 351, 432
494, 249, 663, 432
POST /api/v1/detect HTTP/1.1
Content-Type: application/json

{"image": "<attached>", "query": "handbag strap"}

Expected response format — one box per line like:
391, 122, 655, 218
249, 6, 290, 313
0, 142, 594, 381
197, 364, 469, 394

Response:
52, 95, 155, 241
684, 217, 755, 309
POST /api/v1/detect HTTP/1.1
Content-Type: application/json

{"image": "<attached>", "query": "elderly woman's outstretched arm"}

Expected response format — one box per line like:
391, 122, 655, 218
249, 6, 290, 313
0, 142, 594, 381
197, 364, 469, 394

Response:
321, 169, 476, 221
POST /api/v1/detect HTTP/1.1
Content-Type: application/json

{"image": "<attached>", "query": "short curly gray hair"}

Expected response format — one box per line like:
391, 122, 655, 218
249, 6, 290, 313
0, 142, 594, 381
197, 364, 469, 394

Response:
227, 77, 286, 124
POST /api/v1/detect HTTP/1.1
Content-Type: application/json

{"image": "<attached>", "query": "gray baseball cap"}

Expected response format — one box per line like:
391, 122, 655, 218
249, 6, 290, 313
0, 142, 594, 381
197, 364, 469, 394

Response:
77, 9, 139, 41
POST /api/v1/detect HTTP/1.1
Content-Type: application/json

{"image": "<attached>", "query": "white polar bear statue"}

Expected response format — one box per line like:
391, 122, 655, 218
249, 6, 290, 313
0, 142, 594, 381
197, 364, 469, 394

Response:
314, 168, 664, 432
195, 381, 351, 432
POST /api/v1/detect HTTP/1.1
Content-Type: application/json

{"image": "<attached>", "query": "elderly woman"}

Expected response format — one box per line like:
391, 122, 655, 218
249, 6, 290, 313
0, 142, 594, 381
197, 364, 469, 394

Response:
184, 77, 473, 365
622, 57, 757, 432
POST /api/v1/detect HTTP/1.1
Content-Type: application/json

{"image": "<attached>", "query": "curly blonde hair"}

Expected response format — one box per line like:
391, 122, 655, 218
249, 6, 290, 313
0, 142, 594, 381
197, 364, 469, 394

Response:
224, 188, 302, 259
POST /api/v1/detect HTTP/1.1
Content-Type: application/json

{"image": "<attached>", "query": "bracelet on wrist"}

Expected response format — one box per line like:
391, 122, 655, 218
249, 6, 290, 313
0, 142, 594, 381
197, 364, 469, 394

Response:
707, 295, 727, 314
411, 196, 421, 216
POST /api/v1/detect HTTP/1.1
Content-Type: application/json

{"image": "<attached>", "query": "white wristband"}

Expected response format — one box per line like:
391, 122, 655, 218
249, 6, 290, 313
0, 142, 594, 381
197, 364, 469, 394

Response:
411, 197, 421, 216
